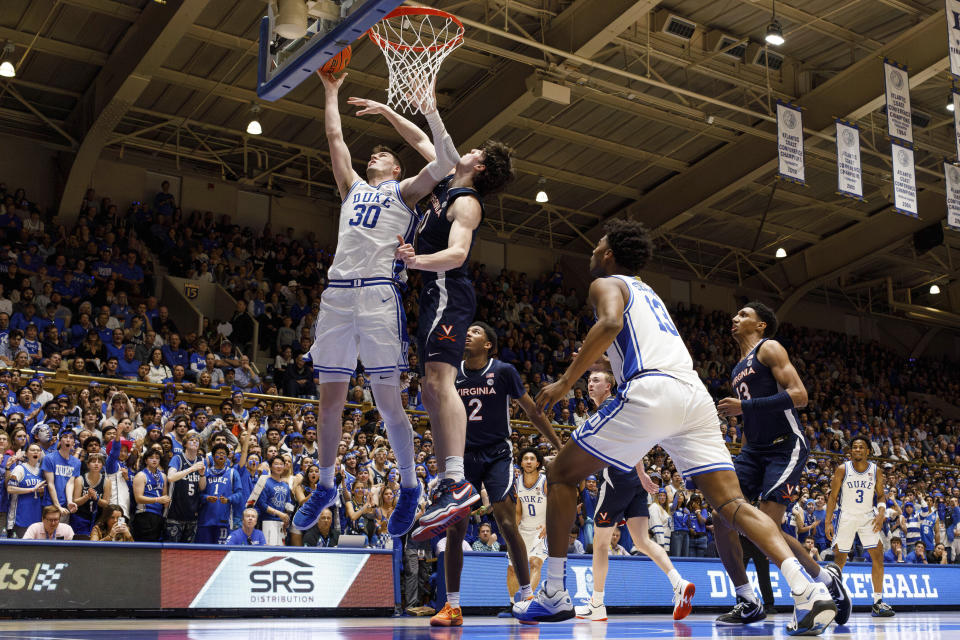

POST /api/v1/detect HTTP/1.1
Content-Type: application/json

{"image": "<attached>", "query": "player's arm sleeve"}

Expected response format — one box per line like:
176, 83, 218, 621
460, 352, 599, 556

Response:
423, 111, 459, 175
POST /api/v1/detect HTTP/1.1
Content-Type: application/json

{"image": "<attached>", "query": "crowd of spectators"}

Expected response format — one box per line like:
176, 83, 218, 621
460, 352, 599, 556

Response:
1, 179, 960, 614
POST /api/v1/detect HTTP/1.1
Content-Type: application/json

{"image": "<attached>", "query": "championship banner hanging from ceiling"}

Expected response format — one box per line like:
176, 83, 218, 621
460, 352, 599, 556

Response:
883, 59, 913, 144
891, 140, 917, 217
946, 163, 960, 231
776, 101, 804, 184
947, 0, 960, 77
835, 120, 863, 200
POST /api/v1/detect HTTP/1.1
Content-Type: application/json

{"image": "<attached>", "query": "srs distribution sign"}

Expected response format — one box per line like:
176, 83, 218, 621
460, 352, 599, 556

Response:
458, 554, 960, 608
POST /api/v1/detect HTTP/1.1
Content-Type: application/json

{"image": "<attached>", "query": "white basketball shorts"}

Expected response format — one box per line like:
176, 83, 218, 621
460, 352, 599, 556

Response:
835, 511, 880, 553
308, 282, 408, 383
572, 372, 734, 479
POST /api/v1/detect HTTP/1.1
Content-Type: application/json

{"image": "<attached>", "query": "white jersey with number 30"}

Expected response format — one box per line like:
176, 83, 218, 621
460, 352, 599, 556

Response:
328, 179, 418, 282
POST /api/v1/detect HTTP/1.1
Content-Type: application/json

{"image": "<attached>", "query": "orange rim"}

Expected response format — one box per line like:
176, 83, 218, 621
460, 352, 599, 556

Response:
367, 7, 464, 54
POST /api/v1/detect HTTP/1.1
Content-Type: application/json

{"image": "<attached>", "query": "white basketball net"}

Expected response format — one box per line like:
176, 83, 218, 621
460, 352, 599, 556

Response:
369, 10, 464, 115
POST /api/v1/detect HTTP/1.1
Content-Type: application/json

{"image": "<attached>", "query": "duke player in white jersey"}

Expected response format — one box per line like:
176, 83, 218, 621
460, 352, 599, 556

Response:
514, 219, 835, 635
516, 448, 548, 578
825, 436, 895, 617
292, 71, 458, 538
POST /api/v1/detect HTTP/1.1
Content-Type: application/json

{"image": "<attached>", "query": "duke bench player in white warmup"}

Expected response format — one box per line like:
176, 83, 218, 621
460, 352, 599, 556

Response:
574, 370, 695, 623
429, 322, 562, 627
825, 435, 896, 618
292, 71, 458, 537
514, 219, 836, 636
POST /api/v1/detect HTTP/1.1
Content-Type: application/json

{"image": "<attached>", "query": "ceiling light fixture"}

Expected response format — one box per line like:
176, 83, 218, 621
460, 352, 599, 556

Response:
0, 41, 16, 78
246, 104, 262, 135
764, 1, 785, 46
775, 247, 787, 258
930, 284, 941, 295
535, 177, 548, 203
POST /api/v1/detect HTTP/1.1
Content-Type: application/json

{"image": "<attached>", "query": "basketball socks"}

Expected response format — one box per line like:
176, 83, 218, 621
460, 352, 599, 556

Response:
814, 566, 831, 585
780, 557, 811, 595
447, 592, 460, 608
520, 584, 533, 599
319, 465, 335, 489
443, 456, 465, 482
872, 592, 881, 604
398, 464, 417, 489
591, 590, 605, 606
735, 583, 759, 604
667, 569, 683, 591
545, 557, 566, 596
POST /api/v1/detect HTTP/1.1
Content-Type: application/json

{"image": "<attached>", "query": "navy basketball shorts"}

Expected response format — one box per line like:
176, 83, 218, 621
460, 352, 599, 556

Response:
417, 275, 476, 371
464, 442, 515, 503
594, 468, 648, 527
734, 439, 808, 506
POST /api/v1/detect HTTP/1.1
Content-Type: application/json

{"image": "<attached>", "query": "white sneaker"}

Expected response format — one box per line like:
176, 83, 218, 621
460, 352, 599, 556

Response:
513, 588, 575, 624
672, 579, 695, 620
787, 582, 837, 636
575, 601, 607, 621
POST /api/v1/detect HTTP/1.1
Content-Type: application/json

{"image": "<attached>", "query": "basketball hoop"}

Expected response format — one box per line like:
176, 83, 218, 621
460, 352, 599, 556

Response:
368, 7, 464, 115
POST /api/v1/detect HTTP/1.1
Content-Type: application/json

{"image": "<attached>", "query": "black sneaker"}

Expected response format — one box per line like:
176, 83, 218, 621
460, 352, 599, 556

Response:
872, 600, 895, 617
716, 597, 766, 625
822, 563, 851, 625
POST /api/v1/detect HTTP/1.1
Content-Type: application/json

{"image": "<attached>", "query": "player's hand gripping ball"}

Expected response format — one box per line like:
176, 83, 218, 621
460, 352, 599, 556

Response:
320, 45, 351, 75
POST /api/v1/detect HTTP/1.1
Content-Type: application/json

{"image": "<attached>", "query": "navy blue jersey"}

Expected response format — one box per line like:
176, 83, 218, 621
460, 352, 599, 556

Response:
457, 358, 525, 451
415, 176, 483, 281
167, 452, 204, 521
730, 338, 803, 451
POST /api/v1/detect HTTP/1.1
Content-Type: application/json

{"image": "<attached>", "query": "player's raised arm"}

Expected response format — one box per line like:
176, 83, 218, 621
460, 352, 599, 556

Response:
534, 277, 624, 414
318, 71, 361, 199
348, 97, 436, 162
397, 86, 459, 206
824, 463, 845, 541
516, 393, 563, 450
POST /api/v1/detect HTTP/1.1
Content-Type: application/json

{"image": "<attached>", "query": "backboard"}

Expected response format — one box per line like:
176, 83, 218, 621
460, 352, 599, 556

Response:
256, 0, 404, 102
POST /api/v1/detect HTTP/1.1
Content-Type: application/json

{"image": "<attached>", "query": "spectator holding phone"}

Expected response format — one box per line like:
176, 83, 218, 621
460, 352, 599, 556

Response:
90, 504, 133, 542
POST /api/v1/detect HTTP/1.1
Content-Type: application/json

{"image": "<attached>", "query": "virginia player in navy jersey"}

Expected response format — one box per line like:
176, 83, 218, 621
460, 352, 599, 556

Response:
383, 109, 514, 543
430, 321, 561, 626
716, 302, 849, 626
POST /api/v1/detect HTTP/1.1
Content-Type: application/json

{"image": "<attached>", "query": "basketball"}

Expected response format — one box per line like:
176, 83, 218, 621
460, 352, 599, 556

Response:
320, 45, 351, 75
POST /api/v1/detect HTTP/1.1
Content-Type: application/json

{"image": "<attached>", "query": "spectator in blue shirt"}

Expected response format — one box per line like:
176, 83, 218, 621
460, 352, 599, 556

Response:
41, 430, 81, 520
883, 537, 906, 563
162, 333, 190, 369
105, 328, 126, 360
117, 344, 140, 379
670, 490, 691, 557
905, 541, 929, 564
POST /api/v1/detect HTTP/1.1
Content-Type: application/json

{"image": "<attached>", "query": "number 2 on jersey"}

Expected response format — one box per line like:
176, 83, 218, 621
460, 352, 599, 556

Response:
467, 398, 483, 422
349, 204, 381, 229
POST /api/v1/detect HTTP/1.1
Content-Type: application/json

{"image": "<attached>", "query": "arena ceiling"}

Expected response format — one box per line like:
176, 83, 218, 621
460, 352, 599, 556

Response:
2, 0, 960, 326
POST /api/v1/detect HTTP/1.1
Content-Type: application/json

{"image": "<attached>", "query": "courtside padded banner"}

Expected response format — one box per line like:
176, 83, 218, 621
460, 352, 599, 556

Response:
776, 101, 805, 184
946, 162, 960, 231
0, 542, 160, 609
884, 60, 913, 144
455, 553, 960, 608
891, 141, 918, 217
835, 120, 863, 200
948, 0, 960, 77
0, 541, 392, 611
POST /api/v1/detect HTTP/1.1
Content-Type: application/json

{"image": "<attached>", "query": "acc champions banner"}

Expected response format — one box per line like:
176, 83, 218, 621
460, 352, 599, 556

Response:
458, 553, 960, 609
